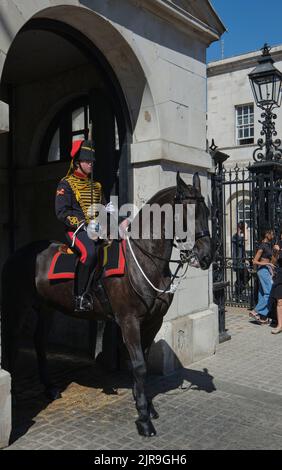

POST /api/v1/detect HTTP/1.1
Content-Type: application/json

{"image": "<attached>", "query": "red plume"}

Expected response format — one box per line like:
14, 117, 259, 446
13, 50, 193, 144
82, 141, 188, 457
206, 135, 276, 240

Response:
70, 140, 83, 159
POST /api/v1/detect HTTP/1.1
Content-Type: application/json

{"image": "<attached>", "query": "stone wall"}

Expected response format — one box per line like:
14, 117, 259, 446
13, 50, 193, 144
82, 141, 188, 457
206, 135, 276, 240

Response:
207, 46, 282, 166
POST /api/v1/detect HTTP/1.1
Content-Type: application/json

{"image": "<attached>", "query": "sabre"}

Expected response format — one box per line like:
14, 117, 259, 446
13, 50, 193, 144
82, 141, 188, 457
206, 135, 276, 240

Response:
89, 121, 94, 221
86, 121, 100, 241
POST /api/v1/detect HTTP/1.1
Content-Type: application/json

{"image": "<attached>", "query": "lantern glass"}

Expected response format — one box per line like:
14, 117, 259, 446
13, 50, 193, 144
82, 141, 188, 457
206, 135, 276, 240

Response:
251, 73, 282, 107
249, 45, 282, 108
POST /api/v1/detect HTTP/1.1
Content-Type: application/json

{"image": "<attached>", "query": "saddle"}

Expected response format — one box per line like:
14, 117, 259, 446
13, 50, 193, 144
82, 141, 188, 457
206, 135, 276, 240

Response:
48, 239, 126, 281
48, 239, 126, 316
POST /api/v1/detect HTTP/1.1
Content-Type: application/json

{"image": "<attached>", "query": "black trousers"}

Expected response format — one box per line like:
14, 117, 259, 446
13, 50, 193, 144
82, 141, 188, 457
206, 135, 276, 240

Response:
66, 229, 98, 296
234, 268, 250, 299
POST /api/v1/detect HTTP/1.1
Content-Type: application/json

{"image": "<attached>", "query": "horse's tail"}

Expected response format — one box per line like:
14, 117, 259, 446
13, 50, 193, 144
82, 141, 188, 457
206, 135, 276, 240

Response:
0, 240, 51, 371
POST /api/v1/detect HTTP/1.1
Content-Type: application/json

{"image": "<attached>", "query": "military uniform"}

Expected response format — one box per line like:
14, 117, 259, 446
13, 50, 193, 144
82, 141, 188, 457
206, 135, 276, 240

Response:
55, 139, 105, 311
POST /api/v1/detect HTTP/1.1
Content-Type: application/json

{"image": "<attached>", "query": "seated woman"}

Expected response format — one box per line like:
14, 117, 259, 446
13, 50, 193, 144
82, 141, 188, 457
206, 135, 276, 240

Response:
250, 228, 275, 324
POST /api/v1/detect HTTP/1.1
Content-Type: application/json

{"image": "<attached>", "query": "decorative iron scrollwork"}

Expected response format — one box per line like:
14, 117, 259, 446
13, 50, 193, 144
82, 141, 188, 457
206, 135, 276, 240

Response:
253, 108, 282, 162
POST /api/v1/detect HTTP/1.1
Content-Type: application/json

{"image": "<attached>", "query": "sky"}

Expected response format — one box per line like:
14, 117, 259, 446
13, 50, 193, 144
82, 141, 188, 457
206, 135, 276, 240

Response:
207, 0, 282, 63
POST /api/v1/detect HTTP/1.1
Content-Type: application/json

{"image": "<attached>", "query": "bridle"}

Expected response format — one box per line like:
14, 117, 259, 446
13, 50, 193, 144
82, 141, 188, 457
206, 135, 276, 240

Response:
124, 192, 211, 296
173, 193, 210, 264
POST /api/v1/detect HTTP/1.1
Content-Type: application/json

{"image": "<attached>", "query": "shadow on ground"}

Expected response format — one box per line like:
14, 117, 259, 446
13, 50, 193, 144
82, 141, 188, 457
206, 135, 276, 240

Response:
10, 345, 216, 445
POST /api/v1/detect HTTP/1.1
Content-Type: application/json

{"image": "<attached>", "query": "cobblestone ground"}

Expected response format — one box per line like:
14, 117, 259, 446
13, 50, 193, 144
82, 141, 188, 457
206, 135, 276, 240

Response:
6, 307, 282, 450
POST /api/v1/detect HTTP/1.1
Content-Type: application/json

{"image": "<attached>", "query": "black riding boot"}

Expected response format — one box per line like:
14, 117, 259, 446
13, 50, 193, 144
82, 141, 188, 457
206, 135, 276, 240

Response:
74, 263, 93, 312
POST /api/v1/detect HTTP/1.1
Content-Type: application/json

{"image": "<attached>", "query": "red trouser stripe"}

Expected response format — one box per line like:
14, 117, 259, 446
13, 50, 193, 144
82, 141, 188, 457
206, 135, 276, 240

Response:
67, 232, 88, 264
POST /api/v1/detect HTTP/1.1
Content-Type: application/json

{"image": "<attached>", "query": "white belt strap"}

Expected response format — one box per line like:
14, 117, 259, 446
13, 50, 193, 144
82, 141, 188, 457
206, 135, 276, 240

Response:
71, 222, 85, 247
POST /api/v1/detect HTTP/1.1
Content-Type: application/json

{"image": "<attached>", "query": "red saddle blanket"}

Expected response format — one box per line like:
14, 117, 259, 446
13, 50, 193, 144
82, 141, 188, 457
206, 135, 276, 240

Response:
48, 239, 126, 281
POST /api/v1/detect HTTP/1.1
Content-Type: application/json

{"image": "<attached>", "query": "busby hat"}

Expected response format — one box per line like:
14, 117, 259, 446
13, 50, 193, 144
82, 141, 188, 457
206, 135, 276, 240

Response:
67, 139, 95, 176
71, 139, 96, 162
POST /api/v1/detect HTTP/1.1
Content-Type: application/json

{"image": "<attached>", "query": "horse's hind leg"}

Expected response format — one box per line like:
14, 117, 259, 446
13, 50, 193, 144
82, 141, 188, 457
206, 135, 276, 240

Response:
119, 317, 156, 437
33, 306, 61, 400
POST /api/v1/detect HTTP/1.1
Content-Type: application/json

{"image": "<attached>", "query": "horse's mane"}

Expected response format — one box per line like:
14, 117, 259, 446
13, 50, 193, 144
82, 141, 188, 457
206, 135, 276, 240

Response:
144, 181, 195, 206
145, 186, 176, 206
130, 182, 195, 229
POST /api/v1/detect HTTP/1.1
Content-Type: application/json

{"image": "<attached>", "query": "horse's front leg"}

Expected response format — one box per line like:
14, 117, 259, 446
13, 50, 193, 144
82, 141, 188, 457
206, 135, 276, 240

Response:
142, 347, 159, 420
141, 310, 166, 421
120, 318, 156, 437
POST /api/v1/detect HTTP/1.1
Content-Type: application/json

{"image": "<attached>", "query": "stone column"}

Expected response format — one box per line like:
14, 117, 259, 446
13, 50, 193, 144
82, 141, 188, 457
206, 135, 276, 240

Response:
0, 369, 11, 448
0, 99, 12, 449
0, 318, 11, 448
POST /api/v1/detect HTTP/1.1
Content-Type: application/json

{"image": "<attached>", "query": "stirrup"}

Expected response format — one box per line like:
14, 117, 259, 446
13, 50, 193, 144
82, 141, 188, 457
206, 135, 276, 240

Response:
74, 293, 93, 312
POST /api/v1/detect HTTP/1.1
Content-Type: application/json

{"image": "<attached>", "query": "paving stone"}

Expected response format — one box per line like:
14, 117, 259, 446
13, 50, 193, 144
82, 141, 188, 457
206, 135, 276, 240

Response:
4, 307, 282, 450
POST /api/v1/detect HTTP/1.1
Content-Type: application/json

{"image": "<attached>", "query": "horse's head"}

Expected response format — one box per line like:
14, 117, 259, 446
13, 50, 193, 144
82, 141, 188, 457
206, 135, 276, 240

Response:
175, 172, 212, 270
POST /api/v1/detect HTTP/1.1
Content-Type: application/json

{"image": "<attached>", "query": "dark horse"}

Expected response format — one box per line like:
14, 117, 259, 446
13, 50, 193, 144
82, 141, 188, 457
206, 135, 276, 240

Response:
1, 172, 212, 437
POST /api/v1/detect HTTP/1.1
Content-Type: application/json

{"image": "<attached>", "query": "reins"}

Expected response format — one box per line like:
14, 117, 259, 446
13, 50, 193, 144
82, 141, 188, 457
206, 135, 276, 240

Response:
126, 233, 189, 295
122, 191, 210, 298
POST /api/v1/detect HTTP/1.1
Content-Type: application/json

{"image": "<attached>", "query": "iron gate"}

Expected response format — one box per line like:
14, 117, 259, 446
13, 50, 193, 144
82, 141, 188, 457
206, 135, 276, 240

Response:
210, 139, 257, 311
217, 164, 256, 308
212, 157, 282, 310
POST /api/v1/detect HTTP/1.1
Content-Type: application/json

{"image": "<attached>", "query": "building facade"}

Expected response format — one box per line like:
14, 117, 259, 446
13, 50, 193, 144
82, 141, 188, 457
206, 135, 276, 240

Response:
0, 0, 224, 447
207, 45, 282, 305
208, 45, 282, 167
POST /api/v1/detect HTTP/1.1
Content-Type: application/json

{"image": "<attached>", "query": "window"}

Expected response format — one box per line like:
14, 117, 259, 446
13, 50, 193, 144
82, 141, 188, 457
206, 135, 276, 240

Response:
44, 97, 121, 164
47, 100, 90, 163
237, 199, 251, 228
47, 129, 60, 162
236, 104, 254, 145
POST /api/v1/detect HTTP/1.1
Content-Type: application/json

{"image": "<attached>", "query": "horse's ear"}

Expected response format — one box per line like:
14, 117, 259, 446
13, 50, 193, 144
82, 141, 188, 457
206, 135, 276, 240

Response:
193, 172, 201, 192
176, 172, 187, 190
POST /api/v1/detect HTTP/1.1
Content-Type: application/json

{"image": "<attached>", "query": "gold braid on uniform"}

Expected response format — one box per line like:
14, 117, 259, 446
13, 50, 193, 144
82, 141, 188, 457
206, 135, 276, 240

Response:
64, 175, 102, 224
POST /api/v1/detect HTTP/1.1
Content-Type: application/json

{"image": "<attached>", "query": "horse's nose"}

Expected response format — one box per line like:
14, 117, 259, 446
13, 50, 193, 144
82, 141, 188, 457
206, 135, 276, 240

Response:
210, 238, 215, 253
201, 255, 212, 269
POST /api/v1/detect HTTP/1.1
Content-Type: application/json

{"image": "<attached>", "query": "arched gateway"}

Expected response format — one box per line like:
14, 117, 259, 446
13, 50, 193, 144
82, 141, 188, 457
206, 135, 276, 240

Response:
0, 5, 151, 254
0, 4, 152, 355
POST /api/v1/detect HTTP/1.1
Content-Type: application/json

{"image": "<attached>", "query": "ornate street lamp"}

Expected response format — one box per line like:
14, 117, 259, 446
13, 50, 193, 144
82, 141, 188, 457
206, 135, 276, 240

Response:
210, 140, 231, 343
249, 44, 282, 162
249, 44, 282, 244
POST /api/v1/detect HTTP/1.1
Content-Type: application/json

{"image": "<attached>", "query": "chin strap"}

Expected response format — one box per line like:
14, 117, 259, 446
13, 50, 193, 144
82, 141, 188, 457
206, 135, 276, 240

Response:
78, 163, 89, 177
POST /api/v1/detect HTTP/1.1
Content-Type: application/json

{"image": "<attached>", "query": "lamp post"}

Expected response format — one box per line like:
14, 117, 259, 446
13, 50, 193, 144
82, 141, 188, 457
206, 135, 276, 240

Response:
210, 140, 231, 343
249, 44, 282, 240
249, 44, 282, 163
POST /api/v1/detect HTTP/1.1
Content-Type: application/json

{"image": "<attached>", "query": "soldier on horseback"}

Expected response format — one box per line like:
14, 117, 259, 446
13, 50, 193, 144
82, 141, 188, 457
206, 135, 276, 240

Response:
2, 170, 212, 436
55, 139, 105, 312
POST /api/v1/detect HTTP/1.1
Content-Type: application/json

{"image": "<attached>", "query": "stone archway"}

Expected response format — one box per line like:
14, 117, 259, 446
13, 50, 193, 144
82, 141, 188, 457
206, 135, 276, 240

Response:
0, 4, 155, 357
0, 4, 156, 253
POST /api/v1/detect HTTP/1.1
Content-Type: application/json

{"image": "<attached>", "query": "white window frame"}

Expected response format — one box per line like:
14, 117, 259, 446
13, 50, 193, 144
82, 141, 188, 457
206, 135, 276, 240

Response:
235, 104, 254, 146
237, 199, 251, 228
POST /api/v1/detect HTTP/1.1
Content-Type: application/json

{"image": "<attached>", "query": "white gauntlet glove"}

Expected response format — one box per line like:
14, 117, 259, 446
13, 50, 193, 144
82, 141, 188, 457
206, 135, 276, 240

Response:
105, 201, 116, 214
86, 220, 100, 240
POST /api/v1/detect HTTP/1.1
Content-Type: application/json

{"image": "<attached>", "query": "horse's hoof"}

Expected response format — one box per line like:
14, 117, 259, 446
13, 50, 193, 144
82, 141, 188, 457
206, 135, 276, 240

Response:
148, 403, 159, 419
135, 419, 157, 437
150, 408, 159, 420
45, 386, 61, 401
